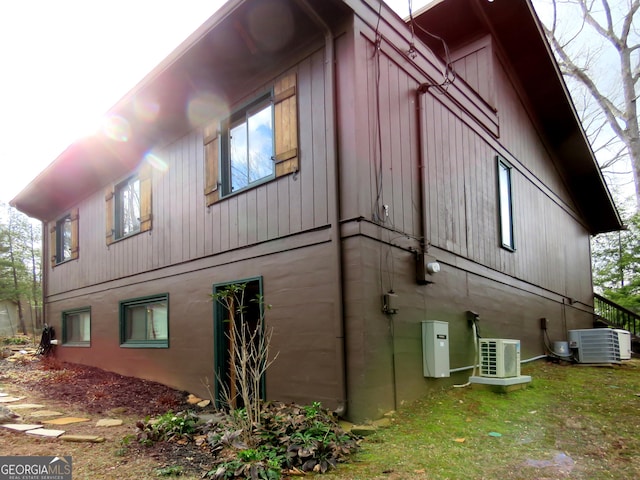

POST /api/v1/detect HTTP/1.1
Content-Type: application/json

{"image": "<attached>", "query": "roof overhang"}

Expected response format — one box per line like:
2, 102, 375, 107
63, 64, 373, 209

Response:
11, 0, 347, 221
412, 0, 622, 234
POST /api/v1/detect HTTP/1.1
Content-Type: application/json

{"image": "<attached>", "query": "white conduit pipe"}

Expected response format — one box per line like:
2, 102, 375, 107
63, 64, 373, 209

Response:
453, 321, 478, 388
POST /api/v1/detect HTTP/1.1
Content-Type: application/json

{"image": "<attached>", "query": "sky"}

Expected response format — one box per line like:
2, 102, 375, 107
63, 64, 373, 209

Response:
0, 0, 428, 207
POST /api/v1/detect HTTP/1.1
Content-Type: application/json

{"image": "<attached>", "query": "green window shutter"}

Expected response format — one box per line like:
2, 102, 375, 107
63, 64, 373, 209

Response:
139, 164, 153, 232
105, 187, 115, 245
70, 208, 79, 260
204, 123, 220, 206
49, 223, 57, 268
274, 72, 298, 177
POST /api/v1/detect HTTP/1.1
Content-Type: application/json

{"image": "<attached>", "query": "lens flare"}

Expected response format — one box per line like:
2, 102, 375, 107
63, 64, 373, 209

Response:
101, 114, 131, 142
134, 96, 160, 123
187, 92, 229, 128
144, 152, 169, 173
247, 0, 294, 53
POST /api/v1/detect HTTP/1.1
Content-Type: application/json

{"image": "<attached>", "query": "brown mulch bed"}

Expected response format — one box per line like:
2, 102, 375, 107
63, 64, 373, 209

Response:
2, 356, 187, 417
0, 354, 218, 477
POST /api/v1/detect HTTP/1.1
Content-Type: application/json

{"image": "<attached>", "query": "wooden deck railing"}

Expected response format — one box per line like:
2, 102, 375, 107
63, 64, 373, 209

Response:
593, 293, 640, 337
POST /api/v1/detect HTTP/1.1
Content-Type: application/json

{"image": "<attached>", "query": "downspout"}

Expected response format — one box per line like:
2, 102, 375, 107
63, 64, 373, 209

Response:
416, 85, 429, 262
294, 0, 347, 416
41, 220, 48, 331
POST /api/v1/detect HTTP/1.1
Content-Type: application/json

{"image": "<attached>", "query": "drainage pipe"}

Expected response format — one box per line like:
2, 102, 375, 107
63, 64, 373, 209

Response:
416, 84, 430, 263
294, 0, 347, 416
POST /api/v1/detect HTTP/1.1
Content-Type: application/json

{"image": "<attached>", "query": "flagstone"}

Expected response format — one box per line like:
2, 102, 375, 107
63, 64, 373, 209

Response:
10, 403, 45, 409
60, 434, 106, 443
44, 417, 90, 425
0, 396, 23, 403
26, 428, 66, 438
96, 419, 123, 427
1, 423, 42, 432
29, 410, 64, 418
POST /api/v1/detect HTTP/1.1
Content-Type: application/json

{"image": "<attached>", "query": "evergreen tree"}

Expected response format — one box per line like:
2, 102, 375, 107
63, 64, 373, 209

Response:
592, 206, 640, 313
0, 203, 42, 334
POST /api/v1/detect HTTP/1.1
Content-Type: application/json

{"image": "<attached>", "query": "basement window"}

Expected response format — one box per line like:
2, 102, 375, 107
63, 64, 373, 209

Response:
497, 157, 515, 251
62, 307, 91, 346
120, 294, 169, 348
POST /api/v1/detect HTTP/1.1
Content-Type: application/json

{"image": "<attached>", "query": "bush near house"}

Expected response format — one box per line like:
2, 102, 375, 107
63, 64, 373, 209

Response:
135, 401, 360, 479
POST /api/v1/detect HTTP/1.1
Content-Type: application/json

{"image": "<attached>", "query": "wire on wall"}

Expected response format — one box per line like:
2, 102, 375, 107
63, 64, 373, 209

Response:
406, 0, 456, 89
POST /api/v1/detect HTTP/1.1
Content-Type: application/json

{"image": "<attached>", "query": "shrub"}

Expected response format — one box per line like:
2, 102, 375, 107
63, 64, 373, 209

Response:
135, 402, 360, 479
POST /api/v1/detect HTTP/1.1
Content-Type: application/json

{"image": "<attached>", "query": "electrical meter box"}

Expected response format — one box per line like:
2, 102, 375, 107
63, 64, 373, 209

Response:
421, 320, 450, 378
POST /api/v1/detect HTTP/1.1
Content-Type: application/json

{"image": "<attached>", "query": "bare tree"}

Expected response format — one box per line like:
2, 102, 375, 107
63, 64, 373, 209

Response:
211, 283, 278, 445
537, 0, 640, 208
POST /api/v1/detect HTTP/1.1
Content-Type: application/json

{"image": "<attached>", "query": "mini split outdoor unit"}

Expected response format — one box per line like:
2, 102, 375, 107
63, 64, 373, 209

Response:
568, 328, 622, 363
479, 339, 521, 378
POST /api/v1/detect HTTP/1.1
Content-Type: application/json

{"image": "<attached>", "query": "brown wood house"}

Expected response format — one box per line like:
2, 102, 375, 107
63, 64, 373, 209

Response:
11, 0, 621, 422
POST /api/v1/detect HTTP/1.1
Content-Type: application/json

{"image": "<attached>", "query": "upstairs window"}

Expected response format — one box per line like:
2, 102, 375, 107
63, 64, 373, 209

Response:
120, 294, 169, 348
105, 163, 152, 245
226, 96, 274, 193
497, 157, 515, 251
50, 208, 79, 267
116, 175, 141, 238
62, 307, 91, 346
204, 72, 298, 205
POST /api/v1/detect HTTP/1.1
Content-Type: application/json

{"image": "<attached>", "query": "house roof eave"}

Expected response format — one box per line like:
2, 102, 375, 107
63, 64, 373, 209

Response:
411, 0, 622, 235
11, 0, 339, 221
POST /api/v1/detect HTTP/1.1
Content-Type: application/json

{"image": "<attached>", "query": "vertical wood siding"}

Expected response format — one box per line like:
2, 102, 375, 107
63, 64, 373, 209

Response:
339, 33, 422, 237
348, 33, 592, 301
493, 57, 576, 209
452, 40, 495, 109
47, 49, 329, 296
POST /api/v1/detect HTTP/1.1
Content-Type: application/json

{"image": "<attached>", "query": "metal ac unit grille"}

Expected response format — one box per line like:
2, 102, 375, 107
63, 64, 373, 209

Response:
568, 329, 621, 363
479, 339, 521, 378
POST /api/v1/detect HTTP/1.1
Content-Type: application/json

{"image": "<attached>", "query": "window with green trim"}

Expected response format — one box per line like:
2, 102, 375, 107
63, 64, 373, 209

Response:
120, 294, 169, 348
62, 307, 91, 346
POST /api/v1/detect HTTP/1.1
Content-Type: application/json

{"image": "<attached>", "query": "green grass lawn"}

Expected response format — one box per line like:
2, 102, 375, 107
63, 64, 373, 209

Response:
327, 359, 640, 479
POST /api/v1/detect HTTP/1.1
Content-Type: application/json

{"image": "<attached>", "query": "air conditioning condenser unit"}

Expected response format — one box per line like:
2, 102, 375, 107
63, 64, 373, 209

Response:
479, 339, 521, 378
614, 329, 632, 360
568, 329, 620, 364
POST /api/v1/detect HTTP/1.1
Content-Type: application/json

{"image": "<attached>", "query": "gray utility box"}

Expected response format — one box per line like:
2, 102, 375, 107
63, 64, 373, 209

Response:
422, 320, 450, 378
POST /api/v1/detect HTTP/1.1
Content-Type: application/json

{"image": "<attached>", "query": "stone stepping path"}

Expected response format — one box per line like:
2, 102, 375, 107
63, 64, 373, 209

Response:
29, 410, 64, 418
10, 403, 45, 409
2, 423, 44, 432
0, 388, 121, 442
60, 434, 106, 443
44, 417, 90, 426
96, 419, 123, 427
27, 428, 66, 438
0, 396, 24, 403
